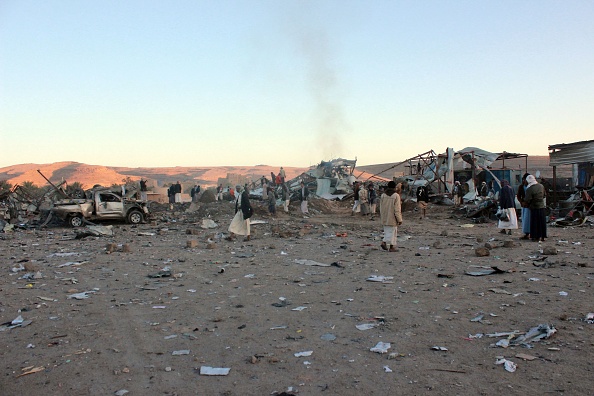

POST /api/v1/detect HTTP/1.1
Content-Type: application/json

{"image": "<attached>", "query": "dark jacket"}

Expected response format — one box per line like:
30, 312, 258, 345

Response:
524, 183, 546, 210
499, 185, 515, 209
299, 186, 309, 201
416, 186, 429, 202
236, 190, 253, 218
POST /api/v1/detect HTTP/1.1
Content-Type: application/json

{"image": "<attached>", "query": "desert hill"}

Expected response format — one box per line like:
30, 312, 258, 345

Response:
0, 155, 569, 191
0, 162, 309, 190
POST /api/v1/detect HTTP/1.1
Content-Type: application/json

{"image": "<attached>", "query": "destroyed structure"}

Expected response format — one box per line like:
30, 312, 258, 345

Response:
0, 170, 151, 231
548, 139, 594, 222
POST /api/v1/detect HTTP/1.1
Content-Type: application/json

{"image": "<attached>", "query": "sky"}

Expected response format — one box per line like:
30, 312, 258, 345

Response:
1, 1, 593, 168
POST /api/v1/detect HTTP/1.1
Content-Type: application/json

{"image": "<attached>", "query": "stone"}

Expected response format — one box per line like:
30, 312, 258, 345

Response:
187, 240, 198, 248
186, 229, 200, 235
485, 242, 502, 250
542, 246, 558, 255
503, 240, 516, 248
475, 247, 490, 257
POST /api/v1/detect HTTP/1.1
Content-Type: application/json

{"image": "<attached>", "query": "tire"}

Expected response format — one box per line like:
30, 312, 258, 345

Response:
69, 214, 84, 227
127, 209, 144, 224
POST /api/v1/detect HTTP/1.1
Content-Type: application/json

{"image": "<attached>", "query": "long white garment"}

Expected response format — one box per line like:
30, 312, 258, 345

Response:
498, 208, 518, 229
383, 225, 398, 246
228, 210, 250, 236
300, 200, 308, 214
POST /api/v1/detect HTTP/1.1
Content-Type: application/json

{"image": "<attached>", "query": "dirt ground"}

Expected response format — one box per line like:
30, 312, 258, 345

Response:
1, 198, 592, 396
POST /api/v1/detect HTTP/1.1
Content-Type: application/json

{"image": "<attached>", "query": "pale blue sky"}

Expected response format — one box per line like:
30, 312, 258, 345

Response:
1, 1, 593, 168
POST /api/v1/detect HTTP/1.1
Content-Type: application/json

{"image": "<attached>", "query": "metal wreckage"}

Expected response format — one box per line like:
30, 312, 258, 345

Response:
0, 170, 150, 232
250, 158, 389, 202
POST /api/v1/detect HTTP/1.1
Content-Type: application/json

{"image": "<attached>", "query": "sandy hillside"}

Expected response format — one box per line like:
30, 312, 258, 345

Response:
0, 163, 309, 189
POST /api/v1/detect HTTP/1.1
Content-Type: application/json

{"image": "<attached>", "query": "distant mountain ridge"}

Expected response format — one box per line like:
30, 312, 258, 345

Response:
0, 162, 309, 189
0, 155, 566, 190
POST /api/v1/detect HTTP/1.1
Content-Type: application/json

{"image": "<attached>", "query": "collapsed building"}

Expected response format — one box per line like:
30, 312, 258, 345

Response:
251, 158, 389, 201
548, 139, 594, 220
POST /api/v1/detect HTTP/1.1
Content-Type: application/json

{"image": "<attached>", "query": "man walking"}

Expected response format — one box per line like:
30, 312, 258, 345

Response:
380, 181, 403, 252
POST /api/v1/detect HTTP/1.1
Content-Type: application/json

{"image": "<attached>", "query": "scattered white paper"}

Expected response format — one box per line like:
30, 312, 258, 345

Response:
294, 350, 313, 357
370, 342, 391, 354
495, 357, 517, 372
356, 323, 379, 331
199, 366, 230, 376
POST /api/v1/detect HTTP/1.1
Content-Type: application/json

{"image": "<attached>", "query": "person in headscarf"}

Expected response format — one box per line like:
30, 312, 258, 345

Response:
497, 180, 518, 235
479, 181, 488, 197
524, 174, 547, 242
517, 173, 531, 240
379, 181, 403, 252
228, 185, 253, 241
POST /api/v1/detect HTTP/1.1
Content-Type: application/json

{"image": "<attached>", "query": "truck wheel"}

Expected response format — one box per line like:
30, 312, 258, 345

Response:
127, 210, 144, 224
69, 214, 84, 227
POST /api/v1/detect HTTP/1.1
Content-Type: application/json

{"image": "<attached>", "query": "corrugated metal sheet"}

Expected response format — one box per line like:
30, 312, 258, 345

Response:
549, 140, 594, 166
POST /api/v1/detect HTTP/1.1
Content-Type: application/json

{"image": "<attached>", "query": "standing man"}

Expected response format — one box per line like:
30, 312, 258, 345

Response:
216, 184, 223, 201
228, 185, 253, 241
380, 181, 403, 252
351, 181, 361, 216
359, 184, 369, 216
279, 167, 286, 184
517, 173, 531, 240
452, 181, 462, 207
416, 184, 429, 219
139, 178, 148, 201
479, 181, 488, 197
368, 182, 377, 220
299, 181, 309, 215
167, 185, 175, 204
190, 185, 197, 202
267, 186, 277, 217
281, 183, 290, 213
174, 181, 182, 203
497, 179, 518, 235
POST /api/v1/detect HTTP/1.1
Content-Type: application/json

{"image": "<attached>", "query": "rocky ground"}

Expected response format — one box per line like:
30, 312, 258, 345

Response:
0, 198, 592, 396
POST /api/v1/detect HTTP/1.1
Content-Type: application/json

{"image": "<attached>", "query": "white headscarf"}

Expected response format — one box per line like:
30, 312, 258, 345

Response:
526, 174, 538, 188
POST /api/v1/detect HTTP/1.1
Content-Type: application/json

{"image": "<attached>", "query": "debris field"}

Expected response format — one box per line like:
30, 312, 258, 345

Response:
1, 200, 593, 395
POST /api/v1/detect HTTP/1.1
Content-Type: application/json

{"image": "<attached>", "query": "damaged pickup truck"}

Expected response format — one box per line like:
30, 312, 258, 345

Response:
52, 187, 150, 227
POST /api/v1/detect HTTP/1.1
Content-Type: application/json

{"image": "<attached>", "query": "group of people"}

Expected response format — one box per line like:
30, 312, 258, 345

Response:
497, 173, 547, 242
351, 181, 378, 219
167, 181, 182, 203
190, 184, 201, 202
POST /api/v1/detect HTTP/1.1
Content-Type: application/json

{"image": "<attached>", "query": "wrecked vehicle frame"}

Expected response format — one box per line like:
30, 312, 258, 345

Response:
51, 186, 150, 227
